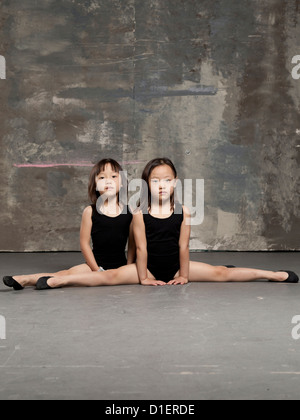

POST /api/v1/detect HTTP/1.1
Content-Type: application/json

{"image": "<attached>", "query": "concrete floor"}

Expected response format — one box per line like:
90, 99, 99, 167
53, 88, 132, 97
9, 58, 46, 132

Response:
0, 252, 300, 400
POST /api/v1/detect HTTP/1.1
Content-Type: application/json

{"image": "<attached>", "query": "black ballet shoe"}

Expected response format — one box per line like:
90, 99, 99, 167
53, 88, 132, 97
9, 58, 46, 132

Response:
223, 265, 236, 268
269, 270, 299, 283
3, 276, 24, 291
279, 270, 299, 283
36, 276, 54, 290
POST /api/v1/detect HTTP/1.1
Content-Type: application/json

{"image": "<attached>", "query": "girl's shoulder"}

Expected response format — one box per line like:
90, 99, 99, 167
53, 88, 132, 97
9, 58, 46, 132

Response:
181, 205, 191, 216
82, 205, 94, 218
175, 204, 191, 222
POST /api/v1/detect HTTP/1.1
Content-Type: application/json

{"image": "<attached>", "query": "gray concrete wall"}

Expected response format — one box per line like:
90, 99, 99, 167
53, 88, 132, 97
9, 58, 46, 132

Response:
0, 0, 299, 252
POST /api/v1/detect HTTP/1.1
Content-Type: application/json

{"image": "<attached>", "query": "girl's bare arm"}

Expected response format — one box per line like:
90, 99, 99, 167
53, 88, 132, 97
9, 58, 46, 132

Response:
126, 221, 136, 265
132, 212, 148, 283
80, 206, 99, 271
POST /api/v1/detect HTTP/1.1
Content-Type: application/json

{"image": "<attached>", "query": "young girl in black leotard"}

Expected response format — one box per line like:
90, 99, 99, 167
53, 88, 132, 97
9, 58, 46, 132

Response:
2, 158, 136, 290
133, 158, 298, 286
133, 158, 190, 285
33, 157, 298, 289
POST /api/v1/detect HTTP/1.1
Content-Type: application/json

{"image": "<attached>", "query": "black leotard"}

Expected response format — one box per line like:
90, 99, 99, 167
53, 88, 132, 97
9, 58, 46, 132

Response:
143, 203, 184, 281
91, 205, 132, 270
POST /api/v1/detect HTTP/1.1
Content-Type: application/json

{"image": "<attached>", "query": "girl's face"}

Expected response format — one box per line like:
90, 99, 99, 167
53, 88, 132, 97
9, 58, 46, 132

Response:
149, 164, 177, 203
95, 164, 121, 199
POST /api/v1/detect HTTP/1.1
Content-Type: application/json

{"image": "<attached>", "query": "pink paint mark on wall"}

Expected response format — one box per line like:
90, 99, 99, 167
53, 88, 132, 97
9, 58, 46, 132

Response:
13, 160, 146, 169
13, 162, 94, 168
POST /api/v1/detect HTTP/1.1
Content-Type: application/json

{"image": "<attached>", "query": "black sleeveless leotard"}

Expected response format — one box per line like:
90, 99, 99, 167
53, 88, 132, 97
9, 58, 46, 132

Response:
143, 204, 184, 281
91, 204, 132, 270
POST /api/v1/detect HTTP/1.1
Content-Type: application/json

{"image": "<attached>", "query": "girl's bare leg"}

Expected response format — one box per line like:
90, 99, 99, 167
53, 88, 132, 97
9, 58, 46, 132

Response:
12, 264, 93, 287
46, 263, 147, 288
187, 261, 290, 282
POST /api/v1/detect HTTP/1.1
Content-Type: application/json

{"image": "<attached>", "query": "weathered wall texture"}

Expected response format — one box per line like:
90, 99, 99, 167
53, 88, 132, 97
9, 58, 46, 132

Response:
0, 0, 299, 251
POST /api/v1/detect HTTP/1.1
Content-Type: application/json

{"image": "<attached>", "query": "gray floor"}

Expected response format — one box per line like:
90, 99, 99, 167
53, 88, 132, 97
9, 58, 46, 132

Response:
0, 252, 299, 400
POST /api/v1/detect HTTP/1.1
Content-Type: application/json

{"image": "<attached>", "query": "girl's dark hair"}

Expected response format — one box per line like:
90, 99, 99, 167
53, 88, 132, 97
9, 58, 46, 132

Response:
140, 157, 178, 212
88, 158, 125, 205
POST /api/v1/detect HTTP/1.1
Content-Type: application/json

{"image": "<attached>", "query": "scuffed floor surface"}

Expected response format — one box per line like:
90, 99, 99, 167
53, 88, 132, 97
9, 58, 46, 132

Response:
0, 252, 300, 400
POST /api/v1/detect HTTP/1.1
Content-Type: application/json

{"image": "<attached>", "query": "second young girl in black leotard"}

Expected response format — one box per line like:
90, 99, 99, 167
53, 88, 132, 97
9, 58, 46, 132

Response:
133, 158, 298, 285
133, 158, 190, 285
